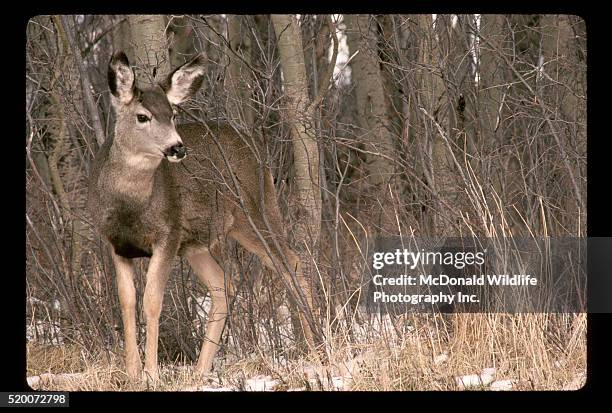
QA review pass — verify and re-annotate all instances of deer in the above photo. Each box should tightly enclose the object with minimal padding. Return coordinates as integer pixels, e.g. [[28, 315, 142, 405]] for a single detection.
[[87, 51, 317, 381]]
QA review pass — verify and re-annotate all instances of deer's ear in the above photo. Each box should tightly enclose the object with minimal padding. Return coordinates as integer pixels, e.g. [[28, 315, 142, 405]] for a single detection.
[[108, 52, 135, 105], [160, 54, 205, 105]]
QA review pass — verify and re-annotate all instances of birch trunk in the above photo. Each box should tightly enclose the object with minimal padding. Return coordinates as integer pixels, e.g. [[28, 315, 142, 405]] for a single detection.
[[271, 15, 321, 244], [271, 14, 321, 309], [126, 15, 170, 86]]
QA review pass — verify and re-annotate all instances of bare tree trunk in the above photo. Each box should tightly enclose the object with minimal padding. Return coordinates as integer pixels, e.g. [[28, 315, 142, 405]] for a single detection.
[[168, 16, 197, 67], [505, 15, 542, 234], [271, 15, 321, 339], [436, 15, 477, 234], [201, 15, 225, 65], [271, 15, 321, 244], [46, 26, 70, 220], [313, 15, 332, 97], [377, 15, 405, 139], [227, 15, 255, 130], [47, 17, 89, 278], [345, 14, 395, 191], [126, 15, 171, 85], [478, 14, 505, 144], [111, 15, 131, 56], [478, 14, 519, 234], [412, 15, 453, 236]]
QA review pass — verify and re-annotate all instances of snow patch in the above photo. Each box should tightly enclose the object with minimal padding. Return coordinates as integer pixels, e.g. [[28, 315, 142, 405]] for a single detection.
[[27, 373, 83, 390], [244, 375, 279, 391], [490, 379, 515, 391], [456, 367, 496, 390], [26, 321, 63, 345]]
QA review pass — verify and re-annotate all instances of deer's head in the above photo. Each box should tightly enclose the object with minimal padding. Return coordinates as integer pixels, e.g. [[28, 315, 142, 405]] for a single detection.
[[107, 52, 205, 164]]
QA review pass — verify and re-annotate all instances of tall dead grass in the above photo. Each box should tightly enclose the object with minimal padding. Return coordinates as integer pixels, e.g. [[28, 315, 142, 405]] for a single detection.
[[27, 310, 586, 391]]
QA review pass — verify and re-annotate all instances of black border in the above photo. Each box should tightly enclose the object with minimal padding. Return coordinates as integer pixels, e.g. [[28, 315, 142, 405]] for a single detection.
[[12, 0, 612, 404]]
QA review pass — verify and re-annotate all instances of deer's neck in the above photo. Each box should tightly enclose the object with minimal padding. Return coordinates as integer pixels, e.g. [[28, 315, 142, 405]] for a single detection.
[[106, 141, 162, 204]]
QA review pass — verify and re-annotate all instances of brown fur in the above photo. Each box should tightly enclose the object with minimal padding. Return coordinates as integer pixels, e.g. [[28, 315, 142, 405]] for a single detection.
[[88, 121, 292, 262], [87, 53, 315, 380]]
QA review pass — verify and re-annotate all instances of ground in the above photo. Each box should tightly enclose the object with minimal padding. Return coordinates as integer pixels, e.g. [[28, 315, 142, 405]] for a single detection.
[[26, 313, 586, 391]]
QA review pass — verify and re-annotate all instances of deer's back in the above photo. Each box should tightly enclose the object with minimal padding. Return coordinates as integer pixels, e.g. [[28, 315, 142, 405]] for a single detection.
[[172, 122, 280, 254]]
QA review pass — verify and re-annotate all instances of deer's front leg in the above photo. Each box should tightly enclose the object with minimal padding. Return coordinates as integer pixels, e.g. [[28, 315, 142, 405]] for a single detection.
[[111, 252, 141, 380], [142, 248, 174, 382]]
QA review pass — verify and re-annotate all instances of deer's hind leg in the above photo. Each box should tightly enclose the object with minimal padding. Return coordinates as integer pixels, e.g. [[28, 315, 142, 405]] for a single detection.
[[185, 246, 233, 374], [228, 221, 316, 352]]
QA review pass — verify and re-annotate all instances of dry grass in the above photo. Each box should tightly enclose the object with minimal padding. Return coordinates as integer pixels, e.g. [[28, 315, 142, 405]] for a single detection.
[[27, 312, 586, 391]]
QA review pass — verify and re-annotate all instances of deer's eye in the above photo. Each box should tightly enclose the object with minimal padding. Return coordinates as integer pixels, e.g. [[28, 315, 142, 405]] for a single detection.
[[137, 114, 150, 123]]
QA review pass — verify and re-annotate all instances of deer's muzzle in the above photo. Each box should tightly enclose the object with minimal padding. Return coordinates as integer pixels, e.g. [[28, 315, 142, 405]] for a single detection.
[[164, 143, 187, 162]]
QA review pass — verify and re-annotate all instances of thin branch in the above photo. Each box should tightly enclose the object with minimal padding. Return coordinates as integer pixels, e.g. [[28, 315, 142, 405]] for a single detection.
[[60, 15, 106, 148]]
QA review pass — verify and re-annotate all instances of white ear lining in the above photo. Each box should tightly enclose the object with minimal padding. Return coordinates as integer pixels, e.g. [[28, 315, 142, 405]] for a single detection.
[[165, 65, 205, 105], [110, 62, 135, 104]]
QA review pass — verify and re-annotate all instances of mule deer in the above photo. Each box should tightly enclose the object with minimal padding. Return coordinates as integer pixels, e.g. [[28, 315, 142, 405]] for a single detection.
[[87, 52, 316, 380]]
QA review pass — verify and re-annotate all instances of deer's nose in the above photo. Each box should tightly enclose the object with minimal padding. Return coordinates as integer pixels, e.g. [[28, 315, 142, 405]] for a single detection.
[[170, 143, 186, 158], [165, 143, 187, 162]]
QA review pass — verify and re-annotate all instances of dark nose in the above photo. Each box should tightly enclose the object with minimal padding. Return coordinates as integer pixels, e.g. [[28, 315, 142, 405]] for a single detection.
[[169, 143, 186, 159]]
